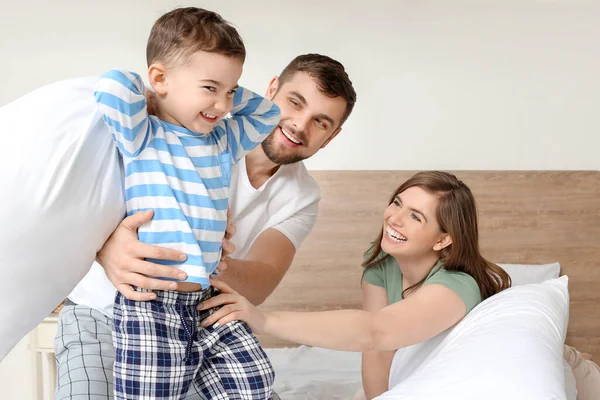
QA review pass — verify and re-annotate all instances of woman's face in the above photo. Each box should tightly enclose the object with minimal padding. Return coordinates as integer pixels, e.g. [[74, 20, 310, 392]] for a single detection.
[[381, 186, 451, 259]]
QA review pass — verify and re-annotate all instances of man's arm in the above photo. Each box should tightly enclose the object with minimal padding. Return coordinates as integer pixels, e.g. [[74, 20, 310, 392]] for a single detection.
[[213, 196, 319, 306], [216, 228, 296, 306], [97, 209, 236, 301], [101, 175, 316, 303]]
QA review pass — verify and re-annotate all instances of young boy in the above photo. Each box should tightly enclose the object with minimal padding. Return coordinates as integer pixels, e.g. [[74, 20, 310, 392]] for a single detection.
[[93, 7, 280, 400]]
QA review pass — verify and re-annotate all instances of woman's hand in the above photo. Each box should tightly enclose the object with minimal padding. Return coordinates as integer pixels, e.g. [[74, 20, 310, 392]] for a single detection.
[[199, 278, 268, 334]]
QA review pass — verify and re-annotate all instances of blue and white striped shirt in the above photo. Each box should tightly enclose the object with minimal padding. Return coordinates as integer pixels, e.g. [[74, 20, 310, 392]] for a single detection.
[[94, 69, 280, 287]]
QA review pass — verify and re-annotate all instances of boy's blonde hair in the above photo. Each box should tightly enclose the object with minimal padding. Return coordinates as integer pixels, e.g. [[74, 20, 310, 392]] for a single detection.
[[146, 7, 246, 67]]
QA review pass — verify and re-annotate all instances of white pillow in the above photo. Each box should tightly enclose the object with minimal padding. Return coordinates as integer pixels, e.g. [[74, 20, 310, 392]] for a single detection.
[[563, 358, 577, 400], [353, 360, 576, 400], [499, 262, 560, 285], [0, 77, 125, 361], [378, 277, 570, 400]]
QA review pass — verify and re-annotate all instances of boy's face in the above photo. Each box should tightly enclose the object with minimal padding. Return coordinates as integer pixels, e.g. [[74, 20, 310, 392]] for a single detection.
[[261, 72, 348, 165], [155, 50, 243, 134]]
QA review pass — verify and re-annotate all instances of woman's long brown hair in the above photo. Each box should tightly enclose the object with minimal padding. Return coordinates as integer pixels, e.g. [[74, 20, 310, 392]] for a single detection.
[[363, 171, 511, 299]]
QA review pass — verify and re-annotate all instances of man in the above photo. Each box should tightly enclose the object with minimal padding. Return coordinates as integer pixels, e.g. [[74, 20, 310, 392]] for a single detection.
[[55, 53, 357, 398]]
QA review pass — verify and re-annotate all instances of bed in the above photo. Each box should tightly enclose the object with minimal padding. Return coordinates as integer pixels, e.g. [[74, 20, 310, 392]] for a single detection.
[[256, 170, 600, 398]]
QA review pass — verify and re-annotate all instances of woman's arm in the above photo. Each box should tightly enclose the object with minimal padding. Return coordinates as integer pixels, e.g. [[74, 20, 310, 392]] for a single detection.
[[361, 282, 394, 399], [200, 279, 467, 352]]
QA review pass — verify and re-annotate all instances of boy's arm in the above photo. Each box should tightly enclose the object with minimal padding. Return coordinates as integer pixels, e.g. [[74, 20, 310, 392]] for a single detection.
[[214, 87, 280, 163], [94, 69, 154, 157]]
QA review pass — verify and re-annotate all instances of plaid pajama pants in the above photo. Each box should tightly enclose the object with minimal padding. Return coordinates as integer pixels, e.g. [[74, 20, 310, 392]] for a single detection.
[[112, 287, 275, 400]]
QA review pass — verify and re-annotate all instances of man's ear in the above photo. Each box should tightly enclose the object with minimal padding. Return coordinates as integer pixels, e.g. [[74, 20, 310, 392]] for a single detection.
[[433, 233, 453, 251], [320, 127, 342, 149], [148, 63, 169, 95], [265, 76, 280, 100]]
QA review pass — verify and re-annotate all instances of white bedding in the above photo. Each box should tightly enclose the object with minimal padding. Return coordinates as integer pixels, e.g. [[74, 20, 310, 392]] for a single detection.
[[265, 346, 362, 399], [265, 346, 576, 400]]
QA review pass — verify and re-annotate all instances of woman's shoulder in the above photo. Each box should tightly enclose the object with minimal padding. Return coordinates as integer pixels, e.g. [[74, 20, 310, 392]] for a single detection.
[[426, 267, 482, 313], [362, 247, 397, 286]]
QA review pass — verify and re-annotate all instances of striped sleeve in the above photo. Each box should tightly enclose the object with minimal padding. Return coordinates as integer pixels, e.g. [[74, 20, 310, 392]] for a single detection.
[[94, 69, 154, 158], [213, 87, 281, 164]]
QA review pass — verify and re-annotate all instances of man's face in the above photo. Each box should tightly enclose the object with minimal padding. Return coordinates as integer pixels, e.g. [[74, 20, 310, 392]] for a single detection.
[[261, 72, 348, 165]]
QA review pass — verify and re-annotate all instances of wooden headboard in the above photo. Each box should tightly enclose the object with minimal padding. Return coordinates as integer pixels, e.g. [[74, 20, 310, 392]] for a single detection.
[[258, 171, 600, 360]]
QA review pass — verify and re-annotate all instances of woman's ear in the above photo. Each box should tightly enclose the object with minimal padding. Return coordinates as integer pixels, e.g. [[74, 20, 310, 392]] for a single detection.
[[148, 63, 168, 95], [433, 233, 452, 251]]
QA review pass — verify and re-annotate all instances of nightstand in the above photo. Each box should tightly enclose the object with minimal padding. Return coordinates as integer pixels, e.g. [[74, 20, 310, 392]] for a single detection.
[[28, 314, 58, 400]]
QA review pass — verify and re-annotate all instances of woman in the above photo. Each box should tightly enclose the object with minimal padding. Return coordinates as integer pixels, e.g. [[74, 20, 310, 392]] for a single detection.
[[198, 171, 511, 399]]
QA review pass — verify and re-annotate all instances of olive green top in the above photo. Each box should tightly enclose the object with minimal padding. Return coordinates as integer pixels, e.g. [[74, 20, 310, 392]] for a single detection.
[[363, 256, 481, 313]]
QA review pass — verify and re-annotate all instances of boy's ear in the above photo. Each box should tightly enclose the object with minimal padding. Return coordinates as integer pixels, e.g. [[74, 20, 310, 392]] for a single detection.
[[265, 76, 279, 100], [148, 63, 168, 95]]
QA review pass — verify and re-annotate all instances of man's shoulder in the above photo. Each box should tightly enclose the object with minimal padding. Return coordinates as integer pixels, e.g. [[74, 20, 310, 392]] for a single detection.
[[275, 161, 321, 200]]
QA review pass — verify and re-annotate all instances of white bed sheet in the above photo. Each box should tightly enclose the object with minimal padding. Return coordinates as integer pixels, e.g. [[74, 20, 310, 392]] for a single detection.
[[265, 346, 576, 400], [265, 346, 362, 399]]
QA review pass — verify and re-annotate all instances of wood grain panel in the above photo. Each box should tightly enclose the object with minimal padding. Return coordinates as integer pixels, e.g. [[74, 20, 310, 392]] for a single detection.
[[257, 171, 600, 360]]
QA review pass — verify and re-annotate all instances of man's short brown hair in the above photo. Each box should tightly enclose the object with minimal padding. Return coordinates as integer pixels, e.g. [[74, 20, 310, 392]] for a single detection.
[[146, 7, 245, 67], [278, 54, 357, 126]]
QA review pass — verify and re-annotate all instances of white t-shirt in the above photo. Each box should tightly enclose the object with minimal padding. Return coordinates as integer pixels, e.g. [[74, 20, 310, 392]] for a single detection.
[[68, 156, 320, 318]]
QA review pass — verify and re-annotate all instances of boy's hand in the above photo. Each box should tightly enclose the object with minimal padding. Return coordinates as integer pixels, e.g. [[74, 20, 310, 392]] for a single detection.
[[199, 278, 267, 334], [146, 91, 155, 115], [97, 210, 188, 301]]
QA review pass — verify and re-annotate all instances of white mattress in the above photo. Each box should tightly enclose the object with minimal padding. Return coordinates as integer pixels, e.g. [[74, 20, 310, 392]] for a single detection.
[[265, 346, 577, 400]]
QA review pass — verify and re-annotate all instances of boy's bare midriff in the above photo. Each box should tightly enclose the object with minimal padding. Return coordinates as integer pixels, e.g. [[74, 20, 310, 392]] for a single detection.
[[177, 282, 205, 292]]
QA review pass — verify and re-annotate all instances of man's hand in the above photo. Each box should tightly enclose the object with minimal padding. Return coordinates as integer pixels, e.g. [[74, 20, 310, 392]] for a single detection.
[[216, 208, 236, 274], [146, 91, 155, 115], [98, 209, 236, 301], [97, 210, 189, 301]]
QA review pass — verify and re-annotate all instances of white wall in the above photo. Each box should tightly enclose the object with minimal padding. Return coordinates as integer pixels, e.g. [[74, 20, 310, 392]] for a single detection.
[[1, 0, 599, 171], [1, 1, 599, 398]]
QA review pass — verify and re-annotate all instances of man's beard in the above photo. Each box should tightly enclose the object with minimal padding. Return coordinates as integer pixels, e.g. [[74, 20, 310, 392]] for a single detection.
[[261, 134, 307, 165]]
